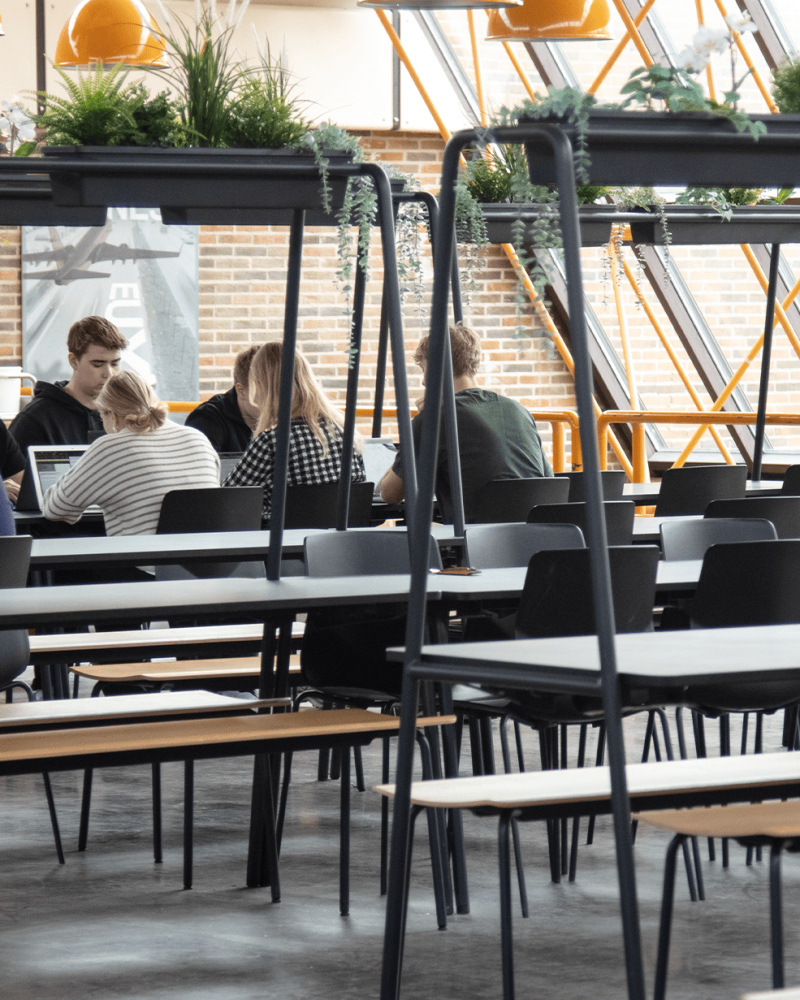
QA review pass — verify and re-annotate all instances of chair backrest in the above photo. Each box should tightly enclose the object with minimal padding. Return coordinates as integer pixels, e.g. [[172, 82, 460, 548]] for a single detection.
[[555, 470, 626, 502], [0, 535, 32, 588], [690, 539, 800, 628], [527, 500, 636, 546], [157, 486, 264, 533], [156, 486, 265, 581], [0, 535, 32, 687], [781, 465, 800, 495], [660, 516, 778, 561], [283, 481, 374, 529], [654, 464, 747, 516], [704, 496, 800, 540], [515, 545, 661, 638], [464, 522, 584, 569], [304, 530, 441, 577], [473, 477, 569, 524]]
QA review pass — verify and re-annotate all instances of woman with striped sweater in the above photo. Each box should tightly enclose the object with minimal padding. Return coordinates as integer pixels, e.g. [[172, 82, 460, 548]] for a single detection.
[[43, 371, 219, 535]]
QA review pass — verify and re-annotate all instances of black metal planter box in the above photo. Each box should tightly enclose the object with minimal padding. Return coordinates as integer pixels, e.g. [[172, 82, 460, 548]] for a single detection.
[[161, 177, 406, 227], [628, 204, 800, 245], [481, 202, 614, 247], [522, 110, 800, 188], [42, 146, 354, 212], [0, 174, 107, 226]]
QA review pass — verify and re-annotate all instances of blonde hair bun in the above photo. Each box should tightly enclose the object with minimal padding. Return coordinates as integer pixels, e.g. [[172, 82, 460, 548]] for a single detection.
[[97, 372, 167, 434]]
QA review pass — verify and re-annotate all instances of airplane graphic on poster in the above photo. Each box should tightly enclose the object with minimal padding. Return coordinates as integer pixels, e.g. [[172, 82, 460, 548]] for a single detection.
[[22, 223, 183, 285]]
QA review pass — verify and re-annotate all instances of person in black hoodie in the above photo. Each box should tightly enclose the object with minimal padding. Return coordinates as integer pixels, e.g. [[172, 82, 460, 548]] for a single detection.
[[10, 316, 128, 456], [185, 343, 261, 453]]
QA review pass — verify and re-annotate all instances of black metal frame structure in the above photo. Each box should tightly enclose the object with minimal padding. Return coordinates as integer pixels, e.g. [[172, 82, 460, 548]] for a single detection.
[[380, 113, 800, 1000]]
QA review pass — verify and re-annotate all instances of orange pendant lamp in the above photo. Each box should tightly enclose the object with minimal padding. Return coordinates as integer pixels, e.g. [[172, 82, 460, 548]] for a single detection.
[[55, 0, 167, 67], [486, 0, 612, 42], [0, 9, 4, 37], [359, 0, 523, 11]]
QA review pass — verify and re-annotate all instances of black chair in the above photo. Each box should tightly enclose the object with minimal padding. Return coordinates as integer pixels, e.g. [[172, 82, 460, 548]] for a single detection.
[[515, 545, 661, 641], [654, 464, 747, 516], [780, 464, 800, 495], [156, 486, 265, 580], [464, 522, 584, 570], [473, 477, 569, 523], [284, 481, 375, 529], [0, 535, 64, 864], [704, 496, 800, 540], [659, 516, 777, 561], [528, 500, 636, 546], [555, 470, 625, 502]]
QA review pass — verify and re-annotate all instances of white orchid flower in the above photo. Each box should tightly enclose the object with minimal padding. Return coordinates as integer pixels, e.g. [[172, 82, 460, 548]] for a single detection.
[[725, 10, 757, 34], [677, 45, 711, 73], [0, 119, 10, 138], [692, 25, 729, 56], [17, 122, 36, 142]]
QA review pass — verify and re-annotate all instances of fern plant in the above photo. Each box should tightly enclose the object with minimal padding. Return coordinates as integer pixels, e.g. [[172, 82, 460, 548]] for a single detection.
[[223, 45, 309, 150], [32, 62, 144, 147]]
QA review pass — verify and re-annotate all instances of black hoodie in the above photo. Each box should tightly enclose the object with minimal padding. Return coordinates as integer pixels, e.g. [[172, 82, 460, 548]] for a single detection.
[[9, 380, 105, 456], [185, 387, 252, 454]]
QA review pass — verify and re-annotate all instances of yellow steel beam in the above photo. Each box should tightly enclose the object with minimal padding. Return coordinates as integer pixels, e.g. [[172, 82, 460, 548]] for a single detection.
[[467, 11, 487, 127], [588, 0, 658, 95], [620, 255, 734, 465], [609, 0, 655, 67]]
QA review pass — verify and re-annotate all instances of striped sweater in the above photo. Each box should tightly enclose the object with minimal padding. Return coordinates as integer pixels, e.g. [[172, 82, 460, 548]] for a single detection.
[[43, 422, 221, 536]]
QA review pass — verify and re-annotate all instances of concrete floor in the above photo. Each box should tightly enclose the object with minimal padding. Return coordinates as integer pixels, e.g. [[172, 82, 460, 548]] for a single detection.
[[1, 679, 797, 1000]]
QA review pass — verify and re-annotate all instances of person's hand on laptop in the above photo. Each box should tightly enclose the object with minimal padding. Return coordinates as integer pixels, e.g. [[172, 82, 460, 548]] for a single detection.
[[4, 477, 21, 504]]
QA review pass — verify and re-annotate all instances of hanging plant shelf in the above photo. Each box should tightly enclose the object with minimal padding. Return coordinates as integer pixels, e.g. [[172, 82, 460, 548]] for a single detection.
[[627, 204, 800, 245], [41, 146, 355, 212], [522, 110, 800, 187], [480, 202, 615, 247], [0, 172, 107, 226]]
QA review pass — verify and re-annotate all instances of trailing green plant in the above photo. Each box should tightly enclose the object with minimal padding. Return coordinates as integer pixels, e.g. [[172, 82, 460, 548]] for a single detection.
[[772, 57, 800, 112], [30, 62, 144, 147], [675, 185, 762, 218], [152, 1, 250, 147]]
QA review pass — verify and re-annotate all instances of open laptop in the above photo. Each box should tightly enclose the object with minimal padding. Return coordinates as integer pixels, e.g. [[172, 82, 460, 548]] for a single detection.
[[218, 452, 243, 483], [16, 445, 101, 514], [361, 438, 398, 497]]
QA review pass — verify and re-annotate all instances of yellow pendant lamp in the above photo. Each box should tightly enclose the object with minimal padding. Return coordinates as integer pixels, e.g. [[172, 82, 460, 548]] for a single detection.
[[359, 0, 523, 11], [486, 0, 612, 42], [55, 0, 167, 67]]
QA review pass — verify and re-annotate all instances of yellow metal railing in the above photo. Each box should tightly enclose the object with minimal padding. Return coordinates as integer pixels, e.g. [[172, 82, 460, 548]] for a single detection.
[[597, 410, 800, 482], [356, 407, 581, 474]]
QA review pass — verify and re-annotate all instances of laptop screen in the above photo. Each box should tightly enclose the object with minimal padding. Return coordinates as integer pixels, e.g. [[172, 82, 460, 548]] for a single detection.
[[218, 452, 243, 483], [27, 445, 89, 511]]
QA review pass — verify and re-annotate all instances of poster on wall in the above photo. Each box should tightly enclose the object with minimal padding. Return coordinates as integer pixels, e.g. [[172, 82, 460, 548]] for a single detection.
[[21, 207, 199, 402]]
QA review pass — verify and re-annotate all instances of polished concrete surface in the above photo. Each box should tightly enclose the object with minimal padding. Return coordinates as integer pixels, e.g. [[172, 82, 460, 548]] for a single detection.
[[2, 679, 798, 1000]]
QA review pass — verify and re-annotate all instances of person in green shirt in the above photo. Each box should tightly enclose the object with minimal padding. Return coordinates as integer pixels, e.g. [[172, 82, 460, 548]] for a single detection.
[[380, 323, 552, 523]]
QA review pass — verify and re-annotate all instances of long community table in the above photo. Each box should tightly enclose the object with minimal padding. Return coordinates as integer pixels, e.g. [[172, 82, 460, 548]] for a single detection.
[[623, 479, 783, 507]]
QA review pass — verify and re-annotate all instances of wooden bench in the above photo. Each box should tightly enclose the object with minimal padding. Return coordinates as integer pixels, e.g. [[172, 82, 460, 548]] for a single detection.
[[375, 753, 800, 1000], [0, 704, 451, 913], [27, 622, 305, 697]]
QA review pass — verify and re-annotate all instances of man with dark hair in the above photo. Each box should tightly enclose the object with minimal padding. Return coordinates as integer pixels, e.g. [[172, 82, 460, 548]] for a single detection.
[[185, 344, 261, 453], [10, 316, 128, 456], [380, 324, 552, 523]]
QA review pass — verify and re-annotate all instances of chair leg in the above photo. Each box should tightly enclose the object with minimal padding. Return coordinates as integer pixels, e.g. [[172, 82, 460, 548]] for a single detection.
[[513, 722, 525, 773], [41, 773, 65, 865], [152, 762, 163, 864], [397, 806, 424, 981], [498, 812, 516, 1000], [277, 751, 293, 853], [339, 745, 350, 917], [416, 731, 449, 927], [78, 769, 93, 852], [770, 841, 785, 990], [479, 716, 496, 775], [586, 723, 605, 847], [654, 834, 685, 1000], [381, 737, 390, 896], [183, 760, 193, 890], [353, 745, 366, 793]]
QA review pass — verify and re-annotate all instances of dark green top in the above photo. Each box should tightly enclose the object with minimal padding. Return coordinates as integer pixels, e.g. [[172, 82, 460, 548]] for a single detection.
[[392, 388, 553, 523]]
